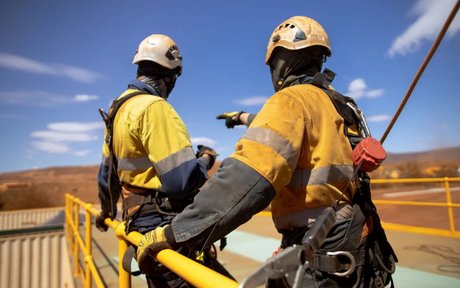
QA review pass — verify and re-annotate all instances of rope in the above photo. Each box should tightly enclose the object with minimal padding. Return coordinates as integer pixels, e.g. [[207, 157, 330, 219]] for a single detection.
[[380, 0, 460, 144]]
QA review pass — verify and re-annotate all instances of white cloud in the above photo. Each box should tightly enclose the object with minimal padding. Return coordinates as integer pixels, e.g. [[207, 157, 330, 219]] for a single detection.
[[74, 94, 99, 102], [47, 122, 105, 132], [31, 130, 97, 142], [30, 141, 70, 154], [347, 78, 367, 99], [0, 52, 102, 83], [29, 121, 102, 156], [366, 115, 392, 123], [236, 96, 269, 106], [191, 137, 217, 147], [0, 91, 101, 107], [234, 125, 247, 130], [388, 0, 460, 57], [0, 52, 57, 75], [58, 65, 102, 83], [0, 91, 71, 106], [347, 78, 385, 100], [365, 89, 385, 98], [73, 150, 91, 156]]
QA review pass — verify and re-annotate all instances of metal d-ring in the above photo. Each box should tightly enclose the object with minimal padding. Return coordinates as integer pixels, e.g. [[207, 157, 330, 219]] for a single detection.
[[326, 251, 356, 277]]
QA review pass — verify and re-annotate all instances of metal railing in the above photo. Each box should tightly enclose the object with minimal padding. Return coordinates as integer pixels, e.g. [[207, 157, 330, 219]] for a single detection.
[[65, 177, 460, 287], [65, 194, 238, 288], [372, 177, 460, 238]]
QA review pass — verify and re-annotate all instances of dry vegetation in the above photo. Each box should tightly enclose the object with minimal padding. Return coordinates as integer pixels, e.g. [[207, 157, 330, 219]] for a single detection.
[[0, 162, 223, 211], [1, 146, 459, 230], [0, 165, 99, 210]]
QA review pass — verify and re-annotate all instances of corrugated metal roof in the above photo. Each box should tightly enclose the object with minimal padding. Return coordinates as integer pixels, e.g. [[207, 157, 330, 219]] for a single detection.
[[0, 230, 74, 288], [0, 207, 64, 231]]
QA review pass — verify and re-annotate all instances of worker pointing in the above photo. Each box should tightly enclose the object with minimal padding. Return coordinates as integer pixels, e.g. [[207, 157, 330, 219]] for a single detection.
[[136, 17, 397, 288]]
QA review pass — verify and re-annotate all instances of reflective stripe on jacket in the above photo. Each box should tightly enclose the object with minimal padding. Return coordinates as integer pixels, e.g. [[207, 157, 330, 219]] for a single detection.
[[101, 89, 196, 192], [230, 84, 358, 230]]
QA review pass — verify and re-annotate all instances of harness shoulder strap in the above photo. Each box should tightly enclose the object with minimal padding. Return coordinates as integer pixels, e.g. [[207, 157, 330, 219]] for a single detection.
[[309, 70, 363, 149], [100, 91, 148, 219], [108, 91, 147, 120]]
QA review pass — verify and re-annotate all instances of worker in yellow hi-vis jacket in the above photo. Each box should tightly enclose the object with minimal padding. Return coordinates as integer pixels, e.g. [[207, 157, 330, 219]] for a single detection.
[[95, 34, 234, 288], [136, 17, 397, 288]]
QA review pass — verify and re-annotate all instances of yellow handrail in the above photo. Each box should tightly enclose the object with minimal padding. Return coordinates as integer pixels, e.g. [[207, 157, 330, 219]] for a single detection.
[[65, 194, 239, 288], [371, 177, 460, 183], [65, 176, 460, 287], [371, 176, 460, 238]]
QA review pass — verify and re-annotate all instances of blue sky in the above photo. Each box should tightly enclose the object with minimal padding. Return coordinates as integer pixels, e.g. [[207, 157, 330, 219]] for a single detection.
[[0, 0, 459, 173]]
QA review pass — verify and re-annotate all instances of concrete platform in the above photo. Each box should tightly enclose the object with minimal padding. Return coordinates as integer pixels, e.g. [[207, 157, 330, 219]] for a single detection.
[[89, 214, 460, 287]]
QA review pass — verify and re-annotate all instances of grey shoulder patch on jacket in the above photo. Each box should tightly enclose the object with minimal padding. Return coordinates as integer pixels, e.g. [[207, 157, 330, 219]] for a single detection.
[[171, 157, 276, 250]]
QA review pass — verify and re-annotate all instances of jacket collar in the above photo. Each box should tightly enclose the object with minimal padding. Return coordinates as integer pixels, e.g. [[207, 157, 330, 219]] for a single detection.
[[128, 79, 161, 97]]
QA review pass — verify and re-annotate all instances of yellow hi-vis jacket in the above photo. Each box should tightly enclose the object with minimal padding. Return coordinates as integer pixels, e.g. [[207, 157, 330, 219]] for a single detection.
[[231, 84, 357, 230], [101, 89, 196, 192]]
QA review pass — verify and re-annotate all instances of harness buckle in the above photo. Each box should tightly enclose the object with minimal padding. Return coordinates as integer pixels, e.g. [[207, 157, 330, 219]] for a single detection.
[[326, 251, 356, 277], [346, 102, 372, 138], [125, 218, 139, 235]]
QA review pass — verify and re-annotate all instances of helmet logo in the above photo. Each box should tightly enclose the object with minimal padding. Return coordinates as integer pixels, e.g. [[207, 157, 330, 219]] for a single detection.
[[272, 34, 281, 43]]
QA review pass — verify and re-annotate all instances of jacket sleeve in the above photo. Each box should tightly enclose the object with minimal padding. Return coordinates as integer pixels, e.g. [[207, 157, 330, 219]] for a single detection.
[[170, 92, 305, 250], [246, 113, 257, 127], [139, 100, 209, 199]]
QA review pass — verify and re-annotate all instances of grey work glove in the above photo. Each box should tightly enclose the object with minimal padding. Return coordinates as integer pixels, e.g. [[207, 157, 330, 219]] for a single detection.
[[196, 145, 218, 170], [95, 212, 109, 232]]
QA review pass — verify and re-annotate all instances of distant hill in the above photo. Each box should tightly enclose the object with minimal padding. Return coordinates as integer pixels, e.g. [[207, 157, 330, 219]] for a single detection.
[[0, 162, 222, 211], [385, 146, 460, 165], [1, 146, 460, 211]]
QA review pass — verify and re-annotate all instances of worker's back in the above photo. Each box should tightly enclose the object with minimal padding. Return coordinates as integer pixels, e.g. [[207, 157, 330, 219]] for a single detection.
[[232, 83, 357, 230], [102, 89, 192, 190]]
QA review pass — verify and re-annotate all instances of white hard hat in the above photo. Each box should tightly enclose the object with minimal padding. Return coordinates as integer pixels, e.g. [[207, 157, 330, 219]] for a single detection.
[[133, 34, 182, 75]]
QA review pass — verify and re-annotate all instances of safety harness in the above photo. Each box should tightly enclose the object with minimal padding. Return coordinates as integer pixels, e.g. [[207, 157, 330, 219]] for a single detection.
[[281, 69, 398, 288], [99, 90, 219, 285], [98, 91, 185, 232]]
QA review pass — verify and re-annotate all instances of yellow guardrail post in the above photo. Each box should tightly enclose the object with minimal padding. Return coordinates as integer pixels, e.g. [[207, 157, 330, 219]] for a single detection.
[[74, 198, 81, 277], [115, 224, 132, 288], [444, 177, 456, 233], [68, 194, 75, 254], [65, 195, 70, 242], [85, 203, 93, 288]]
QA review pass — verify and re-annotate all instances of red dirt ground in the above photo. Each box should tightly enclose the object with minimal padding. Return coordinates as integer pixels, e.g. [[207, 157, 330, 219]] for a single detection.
[[1, 163, 459, 232]]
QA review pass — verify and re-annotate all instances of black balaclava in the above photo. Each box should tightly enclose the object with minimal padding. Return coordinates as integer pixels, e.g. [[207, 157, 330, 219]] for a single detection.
[[137, 61, 179, 100], [269, 46, 325, 92]]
